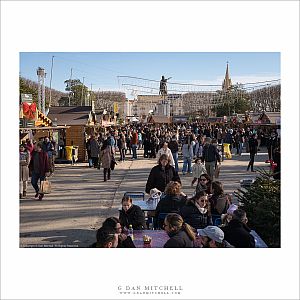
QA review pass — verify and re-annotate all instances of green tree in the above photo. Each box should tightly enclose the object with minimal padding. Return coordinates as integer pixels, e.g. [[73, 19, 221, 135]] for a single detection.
[[235, 168, 280, 247], [213, 84, 250, 116], [64, 79, 89, 106], [19, 77, 38, 103]]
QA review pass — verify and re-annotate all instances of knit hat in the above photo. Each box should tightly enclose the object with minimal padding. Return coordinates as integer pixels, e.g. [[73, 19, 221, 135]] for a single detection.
[[150, 188, 162, 198], [227, 204, 238, 215], [197, 226, 224, 243]]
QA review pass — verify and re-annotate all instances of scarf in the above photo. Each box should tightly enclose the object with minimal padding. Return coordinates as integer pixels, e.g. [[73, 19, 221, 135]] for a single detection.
[[194, 202, 207, 214]]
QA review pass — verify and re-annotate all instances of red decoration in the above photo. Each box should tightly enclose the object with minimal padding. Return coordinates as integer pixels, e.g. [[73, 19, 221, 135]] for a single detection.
[[22, 102, 36, 120]]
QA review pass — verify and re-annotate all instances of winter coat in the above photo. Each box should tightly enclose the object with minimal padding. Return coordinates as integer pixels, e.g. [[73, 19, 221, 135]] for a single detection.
[[20, 150, 30, 181], [90, 139, 100, 157], [192, 163, 207, 178], [117, 236, 136, 248], [29, 150, 49, 176], [168, 140, 179, 153], [119, 204, 146, 230], [209, 194, 230, 215], [117, 138, 126, 150], [194, 142, 203, 158], [164, 229, 194, 248], [180, 202, 213, 229], [222, 219, 255, 248], [145, 164, 181, 194], [202, 144, 221, 163], [248, 137, 258, 154], [157, 147, 175, 167], [131, 132, 138, 145], [100, 145, 113, 169], [155, 194, 187, 219]]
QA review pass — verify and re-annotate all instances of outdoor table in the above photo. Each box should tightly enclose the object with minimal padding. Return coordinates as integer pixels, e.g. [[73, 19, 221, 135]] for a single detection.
[[131, 230, 169, 248], [250, 230, 268, 248], [119, 199, 158, 212]]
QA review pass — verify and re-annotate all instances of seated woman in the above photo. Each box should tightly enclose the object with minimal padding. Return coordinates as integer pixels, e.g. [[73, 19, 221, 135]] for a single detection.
[[145, 154, 181, 195], [195, 173, 212, 195], [155, 181, 187, 229], [102, 217, 135, 248], [209, 181, 231, 220], [180, 190, 213, 229], [119, 195, 146, 230], [163, 213, 196, 248]]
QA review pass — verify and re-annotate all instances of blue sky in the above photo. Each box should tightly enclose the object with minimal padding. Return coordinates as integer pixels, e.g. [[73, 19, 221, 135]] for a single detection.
[[20, 52, 280, 97]]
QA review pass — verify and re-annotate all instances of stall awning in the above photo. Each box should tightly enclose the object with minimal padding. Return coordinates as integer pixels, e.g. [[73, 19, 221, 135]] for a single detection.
[[19, 126, 70, 131]]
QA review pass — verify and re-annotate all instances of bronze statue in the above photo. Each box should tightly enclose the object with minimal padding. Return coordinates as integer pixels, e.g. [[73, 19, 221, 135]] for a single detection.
[[159, 75, 172, 97]]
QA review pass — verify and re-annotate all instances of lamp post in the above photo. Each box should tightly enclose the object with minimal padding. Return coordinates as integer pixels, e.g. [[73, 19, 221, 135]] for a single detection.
[[49, 55, 54, 108]]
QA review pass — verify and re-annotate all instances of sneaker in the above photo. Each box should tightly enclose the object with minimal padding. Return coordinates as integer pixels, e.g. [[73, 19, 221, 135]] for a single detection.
[[182, 172, 186, 175], [38, 194, 44, 201], [34, 193, 39, 199]]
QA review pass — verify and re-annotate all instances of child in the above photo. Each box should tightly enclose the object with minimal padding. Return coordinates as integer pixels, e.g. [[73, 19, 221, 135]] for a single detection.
[[191, 158, 207, 186]]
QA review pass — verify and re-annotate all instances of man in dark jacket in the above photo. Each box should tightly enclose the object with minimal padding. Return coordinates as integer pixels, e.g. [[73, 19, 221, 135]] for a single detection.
[[247, 133, 258, 172], [30, 142, 50, 200], [119, 196, 146, 230], [201, 138, 221, 180], [222, 209, 255, 248], [145, 154, 181, 194]]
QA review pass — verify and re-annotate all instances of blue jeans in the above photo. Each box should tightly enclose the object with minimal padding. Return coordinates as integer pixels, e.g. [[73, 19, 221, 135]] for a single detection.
[[182, 157, 192, 173], [31, 172, 46, 194], [172, 152, 179, 172], [131, 144, 138, 159]]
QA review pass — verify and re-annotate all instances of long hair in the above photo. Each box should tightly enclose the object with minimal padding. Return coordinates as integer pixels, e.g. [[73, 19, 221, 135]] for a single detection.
[[211, 181, 224, 196], [158, 153, 170, 165], [187, 190, 207, 204], [165, 213, 196, 241], [165, 181, 181, 196]]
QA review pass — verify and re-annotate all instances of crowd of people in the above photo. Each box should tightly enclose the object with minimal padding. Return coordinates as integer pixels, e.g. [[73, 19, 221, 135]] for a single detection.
[[20, 121, 280, 248], [92, 161, 256, 248], [83, 122, 280, 181]]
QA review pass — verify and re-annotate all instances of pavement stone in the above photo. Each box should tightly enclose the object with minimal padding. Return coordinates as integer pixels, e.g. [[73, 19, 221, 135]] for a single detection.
[[20, 148, 269, 247]]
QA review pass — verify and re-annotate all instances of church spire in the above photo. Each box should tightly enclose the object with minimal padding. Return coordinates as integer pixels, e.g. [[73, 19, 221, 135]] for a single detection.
[[222, 62, 232, 92]]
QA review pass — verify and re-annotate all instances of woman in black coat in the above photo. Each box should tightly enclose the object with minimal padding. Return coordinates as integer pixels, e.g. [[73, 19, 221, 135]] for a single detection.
[[181, 191, 213, 229], [119, 196, 146, 230], [145, 154, 181, 194]]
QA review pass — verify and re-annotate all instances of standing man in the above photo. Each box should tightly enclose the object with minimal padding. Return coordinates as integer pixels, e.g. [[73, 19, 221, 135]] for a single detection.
[[247, 133, 258, 172], [30, 142, 50, 200], [201, 137, 221, 180], [168, 135, 179, 172], [90, 135, 100, 168], [131, 130, 138, 159]]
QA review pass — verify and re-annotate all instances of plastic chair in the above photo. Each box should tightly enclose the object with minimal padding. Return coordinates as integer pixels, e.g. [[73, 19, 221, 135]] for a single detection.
[[211, 214, 221, 226], [124, 192, 145, 201], [214, 218, 222, 226]]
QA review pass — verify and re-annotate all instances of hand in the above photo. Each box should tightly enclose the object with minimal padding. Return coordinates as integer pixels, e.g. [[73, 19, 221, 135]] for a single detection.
[[119, 233, 127, 241]]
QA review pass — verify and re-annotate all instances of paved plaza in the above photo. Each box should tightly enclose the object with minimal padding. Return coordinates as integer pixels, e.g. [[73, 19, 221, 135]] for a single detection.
[[20, 148, 269, 247]]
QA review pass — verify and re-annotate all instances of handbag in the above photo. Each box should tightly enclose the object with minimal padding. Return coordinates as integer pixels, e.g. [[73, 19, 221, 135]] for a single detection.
[[40, 178, 51, 194], [110, 157, 117, 170]]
